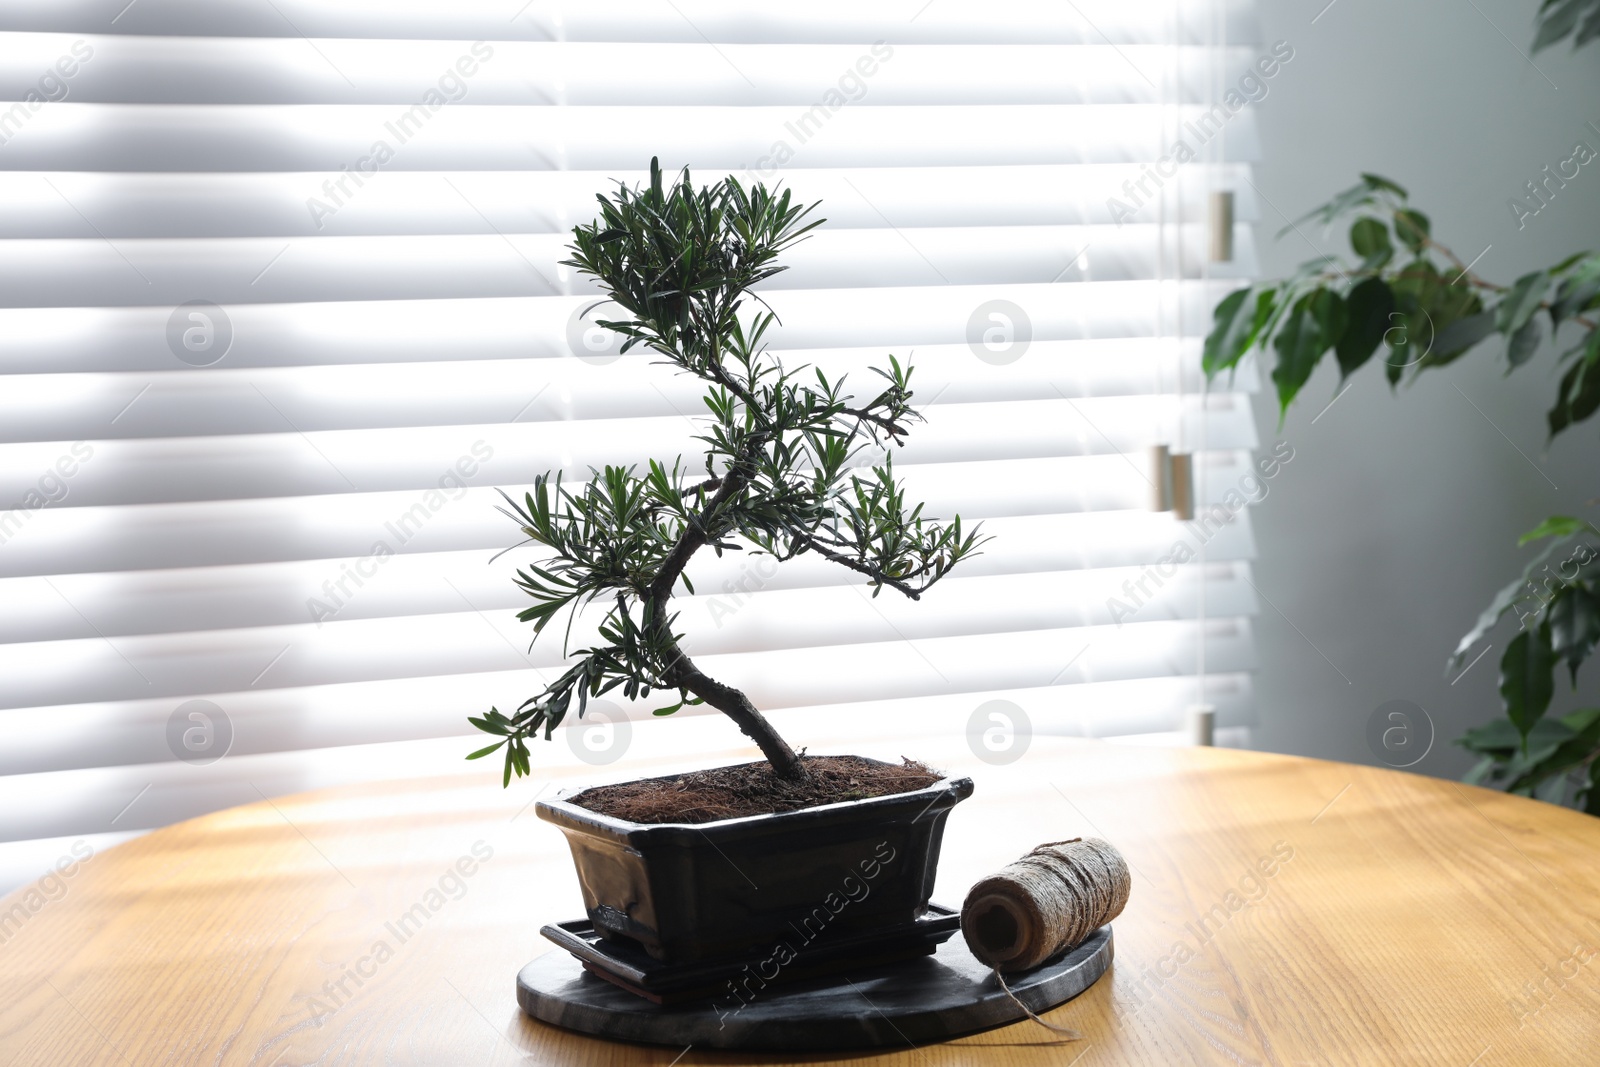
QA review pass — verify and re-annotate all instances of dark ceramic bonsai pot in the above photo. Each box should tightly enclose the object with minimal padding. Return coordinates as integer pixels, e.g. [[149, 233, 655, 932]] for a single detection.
[[536, 758, 974, 964]]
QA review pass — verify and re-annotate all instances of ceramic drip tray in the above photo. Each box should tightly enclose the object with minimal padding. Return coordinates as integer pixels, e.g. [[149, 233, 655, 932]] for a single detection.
[[540, 904, 961, 1005]]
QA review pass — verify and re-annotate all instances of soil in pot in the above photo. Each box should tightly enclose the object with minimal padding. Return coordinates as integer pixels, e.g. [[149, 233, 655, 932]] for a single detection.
[[567, 755, 940, 824]]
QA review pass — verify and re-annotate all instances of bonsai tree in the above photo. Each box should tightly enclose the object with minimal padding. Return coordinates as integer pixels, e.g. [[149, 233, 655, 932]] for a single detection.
[[1202, 172, 1600, 811], [468, 160, 987, 784]]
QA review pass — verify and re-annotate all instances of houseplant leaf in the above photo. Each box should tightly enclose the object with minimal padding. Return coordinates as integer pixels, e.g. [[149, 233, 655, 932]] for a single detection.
[[1272, 288, 1346, 417], [1547, 586, 1600, 683], [1431, 310, 1496, 362], [1394, 209, 1430, 252], [1550, 255, 1600, 326], [1518, 515, 1597, 545], [1507, 315, 1543, 368], [1335, 277, 1395, 378], [1499, 624, 1556, 740], [1203, 286, 1275, 375], [1349, 217, 1393, 271], [1495, 270, 1551, 337]]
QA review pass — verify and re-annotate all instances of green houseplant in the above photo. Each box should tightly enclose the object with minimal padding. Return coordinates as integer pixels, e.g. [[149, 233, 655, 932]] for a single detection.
[[469, 160, 986, 962], [1202, 172, 1600, 812], [1201, 5, 1600, 809], [1198, 2, 1600, 812]]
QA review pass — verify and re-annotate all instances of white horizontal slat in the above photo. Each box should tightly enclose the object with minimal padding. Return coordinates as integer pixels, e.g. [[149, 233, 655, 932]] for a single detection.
[[0, 166, 1265, 239], [0, 606, 1256, 713], [0, 1, 1258, 45], [0, 489, 1260, 579], [0, 663, 1259, 788], [1, 532, 1262, 644], [0, 671, 1261, 819], [0, 103, 1257, 172], [0, 346, 1258, 441], [0, 546, 1257, 649], [0, 608, 1256, 778], [1, 37, 1276, 107], [0, 227, 1260, 308], [0, 286, 1259, 372], [0, 397, 1257, 507]]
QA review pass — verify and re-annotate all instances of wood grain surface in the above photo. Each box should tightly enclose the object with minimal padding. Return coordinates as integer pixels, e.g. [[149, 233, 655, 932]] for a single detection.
[[2, 731, 1597, 1066]]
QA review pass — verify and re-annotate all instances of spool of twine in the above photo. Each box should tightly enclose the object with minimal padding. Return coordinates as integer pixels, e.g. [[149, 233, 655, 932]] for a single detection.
[[961, 837, 1131, 973]]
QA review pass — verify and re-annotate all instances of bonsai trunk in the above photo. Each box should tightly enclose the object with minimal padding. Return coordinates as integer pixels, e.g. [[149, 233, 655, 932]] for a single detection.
[[638, 439, 803, 780], [661, 634, 804, 781]]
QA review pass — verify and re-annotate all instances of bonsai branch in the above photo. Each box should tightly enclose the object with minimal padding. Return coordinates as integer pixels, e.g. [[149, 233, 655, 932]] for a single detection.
[[838, 404, 914, 442], [647, 435, 767, 603], [791, 533, 927, 600]]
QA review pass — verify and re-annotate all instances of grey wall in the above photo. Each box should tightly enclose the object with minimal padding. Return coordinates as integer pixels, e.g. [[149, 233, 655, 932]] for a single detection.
[[1246, 0, 1600, 779]]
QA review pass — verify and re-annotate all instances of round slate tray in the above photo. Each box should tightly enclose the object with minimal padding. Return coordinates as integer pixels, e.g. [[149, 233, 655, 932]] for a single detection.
[[517, 925, 1113, 1050]]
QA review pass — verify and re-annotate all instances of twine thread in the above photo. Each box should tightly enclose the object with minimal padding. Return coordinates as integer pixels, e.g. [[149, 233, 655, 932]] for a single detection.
[[993, 967, 1083, 1039]]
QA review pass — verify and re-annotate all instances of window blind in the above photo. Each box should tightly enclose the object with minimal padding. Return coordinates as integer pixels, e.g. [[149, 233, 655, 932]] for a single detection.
[[0, 0, 1265, 891]]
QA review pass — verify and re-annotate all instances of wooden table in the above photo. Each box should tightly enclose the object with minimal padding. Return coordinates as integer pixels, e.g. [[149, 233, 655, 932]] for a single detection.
[[2, 734, 1597, 1066]]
